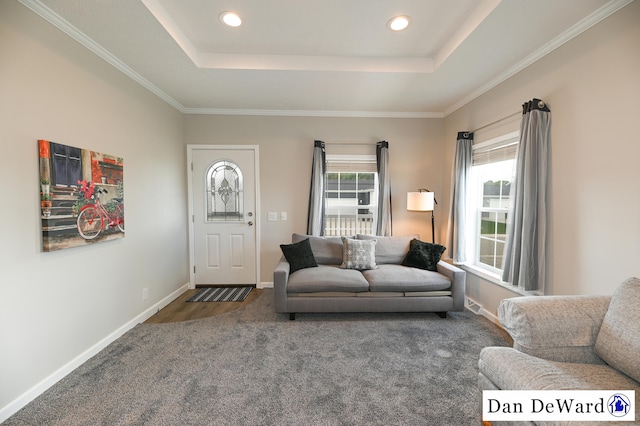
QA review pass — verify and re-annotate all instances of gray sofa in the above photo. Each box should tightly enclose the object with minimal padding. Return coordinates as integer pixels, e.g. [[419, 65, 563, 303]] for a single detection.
[[274, 233, 466, 320], [478, 277, 640, 425]]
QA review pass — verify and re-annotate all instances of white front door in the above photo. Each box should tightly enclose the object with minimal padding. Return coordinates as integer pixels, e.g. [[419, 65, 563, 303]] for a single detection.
[[188, 146, 259, 286]]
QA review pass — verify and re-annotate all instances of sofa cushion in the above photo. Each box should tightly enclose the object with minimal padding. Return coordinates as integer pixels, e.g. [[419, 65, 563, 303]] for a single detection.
[[287, 264, 370, 293], [362, 264, 451, 292], [280, 238, 317, 273], [292, 233, 343, 265], [340, 237, 377, 270], [595, 277, 640, 383], [479, 346, 640, 394], [356, 234, 417, 264], [401, 238, 446, 272]]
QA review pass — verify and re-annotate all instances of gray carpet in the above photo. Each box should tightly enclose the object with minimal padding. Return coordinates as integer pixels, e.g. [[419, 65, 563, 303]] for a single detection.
[[6, 289, 511, 425]]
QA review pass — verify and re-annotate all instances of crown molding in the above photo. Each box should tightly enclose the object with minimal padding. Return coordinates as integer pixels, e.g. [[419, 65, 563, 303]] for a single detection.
[[18, 0, 186, 112], [443, 0, 634, 116]]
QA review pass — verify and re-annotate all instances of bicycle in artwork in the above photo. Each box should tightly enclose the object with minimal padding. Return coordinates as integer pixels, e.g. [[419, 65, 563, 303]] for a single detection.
[[76, 186, 124, 240]]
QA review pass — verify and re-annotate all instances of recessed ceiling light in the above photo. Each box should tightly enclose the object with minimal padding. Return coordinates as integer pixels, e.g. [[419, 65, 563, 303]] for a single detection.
[[387, 15, 411, 31], [220, 11, 242, 27]]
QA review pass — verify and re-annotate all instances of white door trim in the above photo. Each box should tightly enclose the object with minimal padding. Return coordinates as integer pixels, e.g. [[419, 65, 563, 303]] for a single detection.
[[187, 145, 260, 289]]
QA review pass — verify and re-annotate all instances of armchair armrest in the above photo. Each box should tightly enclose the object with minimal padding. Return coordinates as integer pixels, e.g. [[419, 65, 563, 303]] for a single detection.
[[499, 295, 611, 364], [436, 261, 466, 311], [273, 256, 290, 313]]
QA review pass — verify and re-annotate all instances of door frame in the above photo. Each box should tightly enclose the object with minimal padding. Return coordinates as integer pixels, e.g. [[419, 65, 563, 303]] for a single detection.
[[186, 145, 261, 289]]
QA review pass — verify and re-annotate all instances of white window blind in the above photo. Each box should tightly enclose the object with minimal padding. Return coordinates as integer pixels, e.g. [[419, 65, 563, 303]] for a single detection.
[[326, 155, 377, 173], [473, 140, 518, 166]]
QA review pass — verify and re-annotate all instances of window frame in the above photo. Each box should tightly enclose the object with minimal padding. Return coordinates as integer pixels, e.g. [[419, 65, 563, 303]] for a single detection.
[[467, 131, 519, 277], [324, 154, 378, 236]]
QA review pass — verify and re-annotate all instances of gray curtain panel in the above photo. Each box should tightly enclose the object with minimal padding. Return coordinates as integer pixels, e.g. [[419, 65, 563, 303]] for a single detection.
[[502, 99, 551, 292], [376, 141, 392, 236], [306, 140, 326, 236], [446, 132, 473, 264]]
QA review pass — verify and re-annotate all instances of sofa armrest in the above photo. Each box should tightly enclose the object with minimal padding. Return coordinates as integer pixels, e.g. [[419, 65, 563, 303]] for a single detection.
[[498, 295, 611, 364], [436, 261, 466, 311], [273, 256, 290, 313]]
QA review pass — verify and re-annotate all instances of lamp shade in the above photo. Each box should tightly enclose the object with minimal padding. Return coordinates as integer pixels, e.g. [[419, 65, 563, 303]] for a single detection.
[[407, 191, 434, 211]]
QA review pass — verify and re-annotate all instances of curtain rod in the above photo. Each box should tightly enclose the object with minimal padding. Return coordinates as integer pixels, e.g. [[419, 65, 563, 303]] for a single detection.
[[472, 111, 520, 133]]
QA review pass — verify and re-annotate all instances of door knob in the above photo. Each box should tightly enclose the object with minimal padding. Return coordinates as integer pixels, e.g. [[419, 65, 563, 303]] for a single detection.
[[248, 221, 253, 226]]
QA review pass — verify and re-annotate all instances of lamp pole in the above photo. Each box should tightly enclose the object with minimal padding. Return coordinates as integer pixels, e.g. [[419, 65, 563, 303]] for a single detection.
[[430, 209, 435, 244]]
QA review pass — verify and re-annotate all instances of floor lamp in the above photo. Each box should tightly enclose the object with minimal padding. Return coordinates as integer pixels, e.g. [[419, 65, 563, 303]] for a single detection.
[[407, 189, 437, 243]]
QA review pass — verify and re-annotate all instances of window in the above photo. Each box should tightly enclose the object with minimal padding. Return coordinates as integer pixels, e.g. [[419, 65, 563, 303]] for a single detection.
[[50, 142, 82, 187], [206, 160, 244, 221], [324, 155, 378, 236], [468, 132, 518, 275]]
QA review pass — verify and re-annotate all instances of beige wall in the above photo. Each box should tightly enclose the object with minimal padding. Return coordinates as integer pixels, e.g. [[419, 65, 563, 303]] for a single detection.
[[185, 115, 444, 282], [0, 1, 188, 415], [443, 1, 640, 314]]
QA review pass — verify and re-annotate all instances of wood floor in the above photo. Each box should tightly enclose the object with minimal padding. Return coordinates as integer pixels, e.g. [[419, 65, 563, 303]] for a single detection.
[[144, 287, 264, 323]]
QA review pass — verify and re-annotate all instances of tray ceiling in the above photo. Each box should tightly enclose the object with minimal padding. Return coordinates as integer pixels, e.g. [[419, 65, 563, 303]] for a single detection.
[[21, 0, 632, 117]]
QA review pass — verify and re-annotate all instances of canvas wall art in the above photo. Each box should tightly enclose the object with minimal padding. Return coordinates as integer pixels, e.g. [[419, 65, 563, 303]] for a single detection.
[[38, 139, 124, 252]]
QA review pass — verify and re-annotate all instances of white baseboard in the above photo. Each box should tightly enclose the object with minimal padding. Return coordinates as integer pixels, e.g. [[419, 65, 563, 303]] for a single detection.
[[140, 282, 189, 322], [258, 281, 273, 289], [0, 282, 189, 424], [465, 296, 502, 329]]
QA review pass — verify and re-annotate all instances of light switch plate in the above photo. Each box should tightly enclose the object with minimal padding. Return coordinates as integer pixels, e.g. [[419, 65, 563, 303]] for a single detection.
[[268, 212, 278, 221], [280, 212, 288, 221]]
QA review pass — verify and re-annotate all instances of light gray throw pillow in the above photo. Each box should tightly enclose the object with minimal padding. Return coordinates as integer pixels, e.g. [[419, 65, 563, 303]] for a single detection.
[[340, 237, 377, 270]]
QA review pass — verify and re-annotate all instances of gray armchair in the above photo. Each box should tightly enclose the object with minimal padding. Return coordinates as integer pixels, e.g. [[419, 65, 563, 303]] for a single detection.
[[478, 277, 640, 425]]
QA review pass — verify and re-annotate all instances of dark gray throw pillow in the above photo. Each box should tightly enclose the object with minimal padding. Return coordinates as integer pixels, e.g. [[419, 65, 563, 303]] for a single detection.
[[402, 238, 446, 271], [280, 238, 318, 273]]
